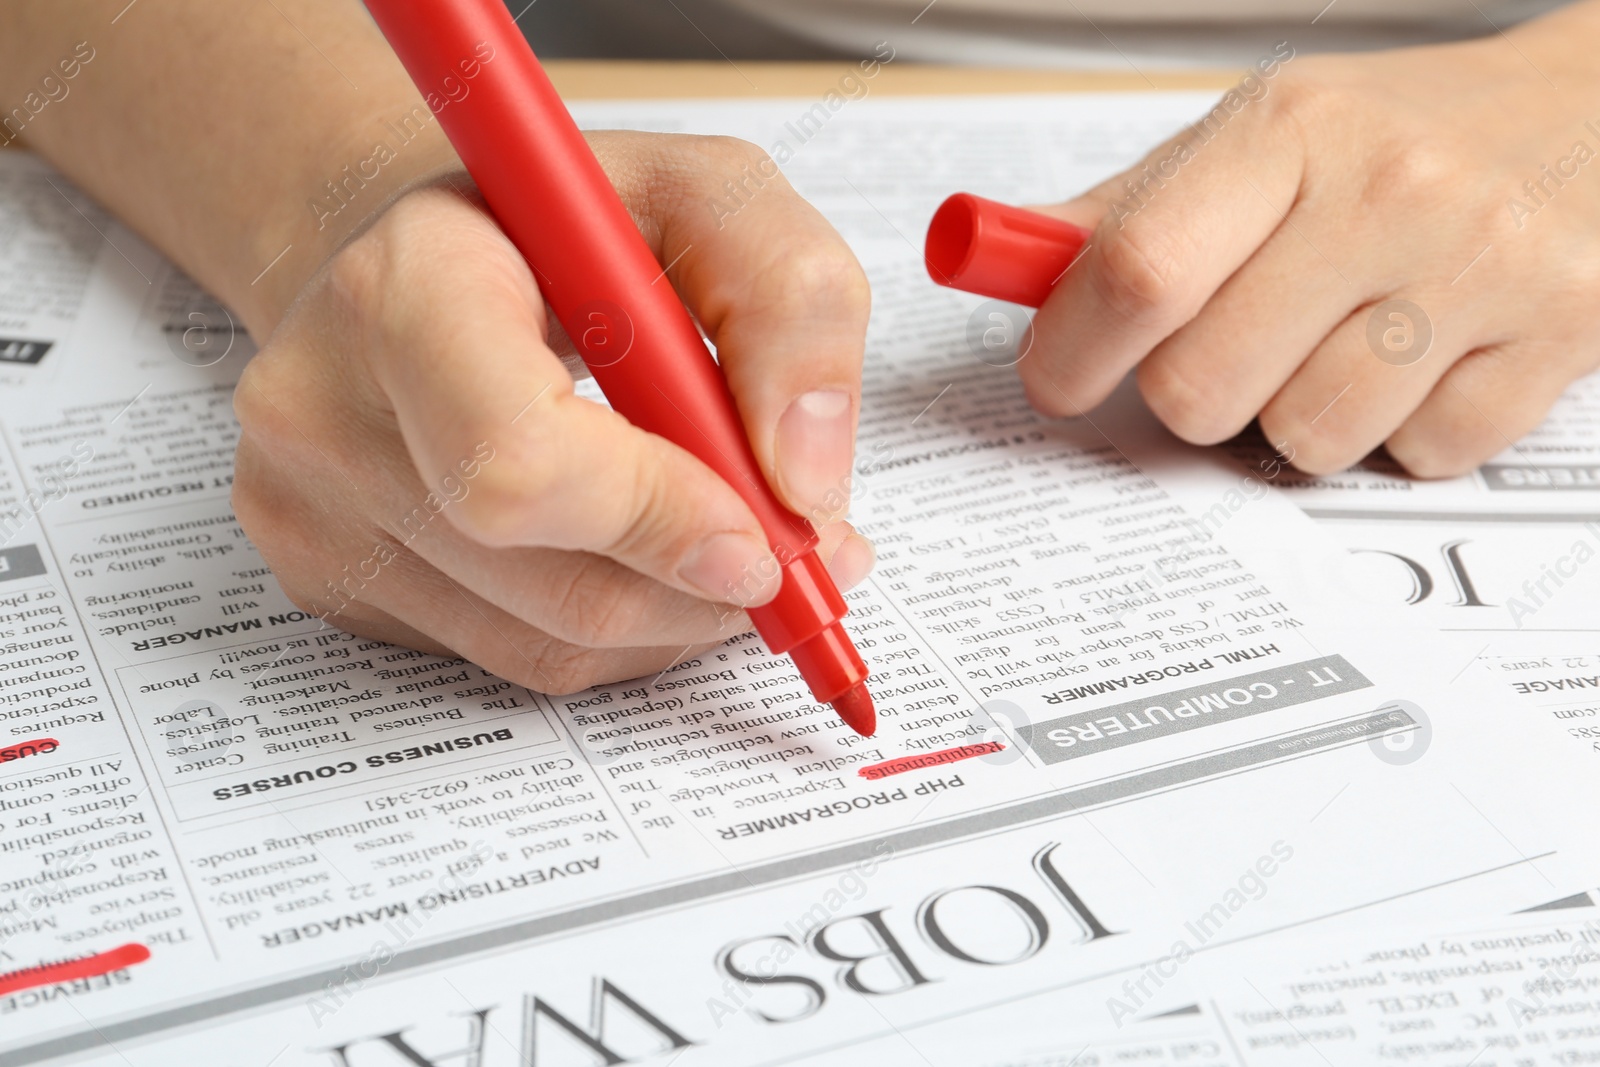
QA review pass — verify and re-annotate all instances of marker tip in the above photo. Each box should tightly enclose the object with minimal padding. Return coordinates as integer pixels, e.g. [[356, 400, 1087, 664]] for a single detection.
[[831, 682, 876, 737]]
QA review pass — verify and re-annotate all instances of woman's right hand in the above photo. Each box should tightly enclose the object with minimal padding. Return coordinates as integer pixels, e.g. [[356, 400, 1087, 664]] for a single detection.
[[233, 132, 875, 694]]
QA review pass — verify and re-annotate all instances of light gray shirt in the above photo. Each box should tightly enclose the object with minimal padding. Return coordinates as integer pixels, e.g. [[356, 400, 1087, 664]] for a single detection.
[[716, 0, 1571, 67]]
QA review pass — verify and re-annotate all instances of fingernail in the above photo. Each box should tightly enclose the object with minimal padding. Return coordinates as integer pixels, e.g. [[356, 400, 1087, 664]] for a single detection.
[[678, 532, 780, 607], [776, 390, 854, 520], [826, 533, 876, 593]]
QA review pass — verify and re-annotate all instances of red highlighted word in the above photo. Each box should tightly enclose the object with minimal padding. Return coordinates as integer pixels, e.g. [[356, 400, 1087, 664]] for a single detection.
[[858, 742, 1004, 780], [0, 737, 59, 763], [0, 943, 151, 997]]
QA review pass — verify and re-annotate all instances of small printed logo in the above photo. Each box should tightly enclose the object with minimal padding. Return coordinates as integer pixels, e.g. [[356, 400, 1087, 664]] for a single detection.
[[165, 301, 236, 367], [1368, 700, 1432, 765], [969, 699, 1030, 765], [1365, 300, 1432, 367], [965, 301, 1034, 368], [571, 301, 634, 369]]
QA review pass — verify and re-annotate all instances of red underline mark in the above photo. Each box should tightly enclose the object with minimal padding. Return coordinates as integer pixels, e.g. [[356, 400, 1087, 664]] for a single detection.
[[0, 943, 151, 996], [858, 742, 1004, 780], [0, 737, 59, 763]]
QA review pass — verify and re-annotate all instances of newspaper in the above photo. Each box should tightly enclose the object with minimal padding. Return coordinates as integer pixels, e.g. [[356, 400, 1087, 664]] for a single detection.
[[0, 93, 1596, 1066]]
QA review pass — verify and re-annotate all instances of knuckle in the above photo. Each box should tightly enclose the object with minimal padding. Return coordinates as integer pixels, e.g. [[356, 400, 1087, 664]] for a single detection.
[[229, 477, 280, 553], [231, 498, 324, 614], [1385, 419, 1490, 478], [1465, 194, 1508, 245], [277, 581, 332, 622], [700, 134, 769, 169], [371, 184, 472, 250], [621, 134, 777, 210], [232, 346, 302, 440], [1261, 413, 1350, 477], [231, 359, 274, 433], [1288, 446, 1350, 478], [1260, 65, 1334, 138], [447, 459, 550, 546], [549, 557, 639, 648], [696, 234, 869, 335], [1092, 226, 1190, 326], [772, 241, 871, 324], [1264, 67, 1320, 122], [322, 228, 390, 319], [1358, 138, 1457, 212], [1561, 248, 1600, 296], [1137, 358, 1245, 445], [230, 447, 299, 558], [530, 641, 608, 696], [333, 190, 524, 330]]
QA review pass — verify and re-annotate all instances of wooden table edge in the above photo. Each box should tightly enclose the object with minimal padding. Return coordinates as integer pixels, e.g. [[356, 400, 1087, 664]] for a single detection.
[[545, 60, 1237, 99]]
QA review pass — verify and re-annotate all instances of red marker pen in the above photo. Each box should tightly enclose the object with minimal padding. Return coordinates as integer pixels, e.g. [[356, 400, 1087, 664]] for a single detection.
[[925, 192, 1091, 308], [363, 0, 875, 735]]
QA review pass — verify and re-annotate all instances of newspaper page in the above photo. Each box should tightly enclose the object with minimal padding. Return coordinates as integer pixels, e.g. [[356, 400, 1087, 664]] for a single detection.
[[0, 92, 1595, 1066]]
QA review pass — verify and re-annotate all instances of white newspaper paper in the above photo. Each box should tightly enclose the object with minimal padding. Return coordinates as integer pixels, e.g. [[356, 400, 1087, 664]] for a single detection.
[[0, 92, 1595, 1066]]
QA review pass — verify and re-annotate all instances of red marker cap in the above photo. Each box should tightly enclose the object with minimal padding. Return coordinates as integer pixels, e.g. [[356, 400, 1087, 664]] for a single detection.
[[924, 193, 1091, 309]]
